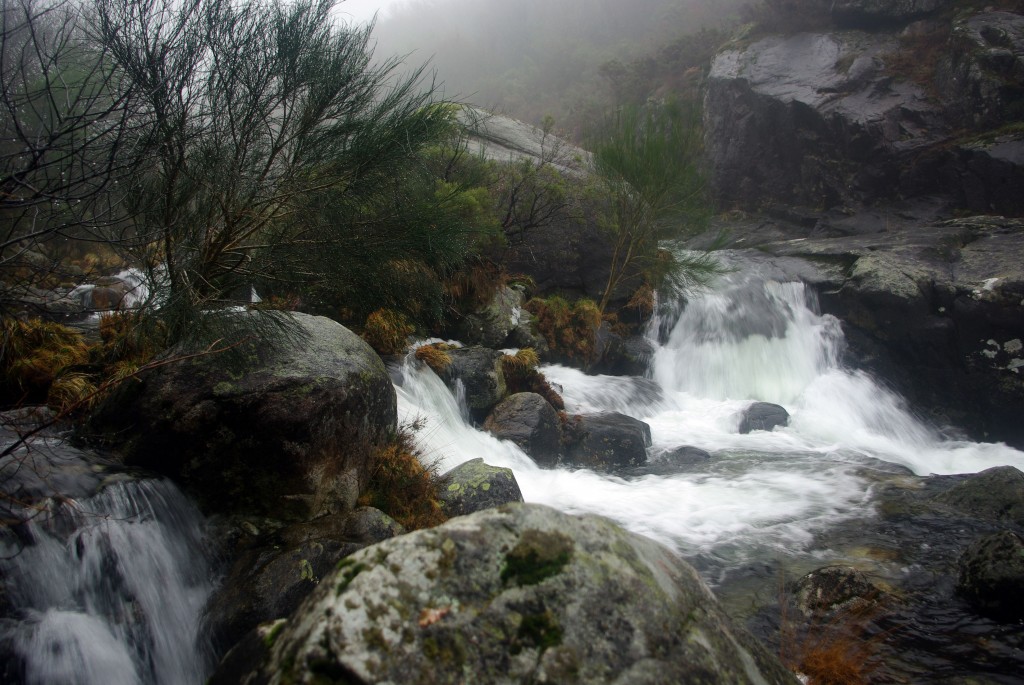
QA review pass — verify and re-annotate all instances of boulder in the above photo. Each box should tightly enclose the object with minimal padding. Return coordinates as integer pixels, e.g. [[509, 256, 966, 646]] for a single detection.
[[661, 445, 713, 465], [88, 312, 397, 519], [563, 412, 651, 470], [956, 530, 1024, 621], [591, 323, 655, 376], [438, 458, 524, 517], [439, 346, 507, 418], [739, 402, 790, 434], [483, 393, 562, 467], [935, 466, 1024, 528], [204, 508, 403, 653], [456, 285, 524, 348], [226, 503, 799, 684], [793, 566, 884, 616]]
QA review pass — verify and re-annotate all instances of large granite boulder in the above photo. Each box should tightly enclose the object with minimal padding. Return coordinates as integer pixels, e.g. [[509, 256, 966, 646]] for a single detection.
[[220, 503, 798, 684], [704, 8, 1024, 216], [439, 346, 508, 419], [935, 465, 1024, 528], [562, 412, 652, 470], [438, 458, 524, 517], [483, 393, 562, 467], [88, 312, 397, 519]]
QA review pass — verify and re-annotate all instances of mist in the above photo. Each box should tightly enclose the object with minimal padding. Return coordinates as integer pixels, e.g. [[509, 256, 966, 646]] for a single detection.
[[370, 0, 748, 138]]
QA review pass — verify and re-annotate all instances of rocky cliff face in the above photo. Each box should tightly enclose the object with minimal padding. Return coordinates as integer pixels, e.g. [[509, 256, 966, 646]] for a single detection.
[[705, 2, 1023, 215]]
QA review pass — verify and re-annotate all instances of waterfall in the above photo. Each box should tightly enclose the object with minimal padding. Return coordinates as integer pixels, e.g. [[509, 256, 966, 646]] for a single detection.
[[0, 475, 215, 685]]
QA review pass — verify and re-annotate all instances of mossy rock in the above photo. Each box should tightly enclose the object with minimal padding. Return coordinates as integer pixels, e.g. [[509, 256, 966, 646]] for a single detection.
[[438, 458, 523, 517]]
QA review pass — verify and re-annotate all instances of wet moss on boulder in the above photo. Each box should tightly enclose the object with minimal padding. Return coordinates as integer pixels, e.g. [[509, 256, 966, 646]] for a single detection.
[[438, 458, 523, 517]]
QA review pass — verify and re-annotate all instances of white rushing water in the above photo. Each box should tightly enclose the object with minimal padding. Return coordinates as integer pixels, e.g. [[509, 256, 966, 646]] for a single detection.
[[0, 478, 215, 685], [395, 256, 1024, 571]]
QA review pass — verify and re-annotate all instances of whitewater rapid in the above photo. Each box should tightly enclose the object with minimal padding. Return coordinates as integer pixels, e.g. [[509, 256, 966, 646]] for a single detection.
[[395, 260, 1024, 568]]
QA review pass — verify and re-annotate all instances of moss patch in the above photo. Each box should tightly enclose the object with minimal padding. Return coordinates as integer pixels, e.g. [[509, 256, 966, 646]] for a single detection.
[[501, 529, 573, 586], [334, 558, 367, 596], [511, 611, 564, 655]]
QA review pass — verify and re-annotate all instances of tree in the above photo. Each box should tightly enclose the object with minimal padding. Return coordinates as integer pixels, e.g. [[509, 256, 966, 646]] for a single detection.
[[590, 100, 717, 315], [91, 0, 457, 339], [0, 0, 132, 310]]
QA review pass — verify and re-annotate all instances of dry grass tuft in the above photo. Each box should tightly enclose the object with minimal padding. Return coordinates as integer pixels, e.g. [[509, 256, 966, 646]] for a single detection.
[[1, 318, 91, 407], [525, 296, 602, 364], [363, 308, 415, 356], [500, 348, 565, 411], [358, 423, 448, 531], [415, 343, 453, 374]]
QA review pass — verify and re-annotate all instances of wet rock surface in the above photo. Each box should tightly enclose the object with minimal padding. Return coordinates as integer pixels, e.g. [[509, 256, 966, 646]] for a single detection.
[[483, 392, 562, 467], [562, 412, 652, 470], [225, 503, 798, 685], [438, 458, 524, 517], [439, 346, 508, 419], [956, 530, 1024, 622], [87, 311, 397, 519], [738, 402, 790, 434]]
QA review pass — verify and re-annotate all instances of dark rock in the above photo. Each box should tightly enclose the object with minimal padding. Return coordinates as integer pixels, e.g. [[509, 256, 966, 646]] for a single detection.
[[934, 466, 1024, 528], [456, 285, 524, 348], [956, 530, 1024, 621], [237, 503, 799, 684], [505, 311, 551, 358], [341, 506, 406, 546], [439, 346, 507, 419], [793, 566, 884, 616], [738, 402, 790, 434], [88, 312, 397, 520], [591, 323, 654, 376], [203, 513, 365, 653], [831, 0, 951, 28], [563, 412, 651, 470], [662, 445, 713, 465], [483, 393, 562, 467], [208, 619, 285, 685], [438, 458, 524, 517]]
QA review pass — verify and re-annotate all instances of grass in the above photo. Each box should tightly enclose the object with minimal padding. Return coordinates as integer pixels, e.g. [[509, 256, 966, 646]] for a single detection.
[[357, 422, 448, 531], [362, 308, 415, 356], [415, 343, 453, 374], [499, 348, 565, 411], [525, 296, 602, 364]]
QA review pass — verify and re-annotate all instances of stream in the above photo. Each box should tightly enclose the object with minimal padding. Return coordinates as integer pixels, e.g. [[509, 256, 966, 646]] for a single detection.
[[2, 252, 1023, 683]]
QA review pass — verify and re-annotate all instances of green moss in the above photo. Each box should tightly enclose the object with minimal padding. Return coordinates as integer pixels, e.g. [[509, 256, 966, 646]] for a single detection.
[[511, 611, 563, 655], [334, 558, 367, 596], [501, 529, 573, 586], [261, 619, 287, 648]]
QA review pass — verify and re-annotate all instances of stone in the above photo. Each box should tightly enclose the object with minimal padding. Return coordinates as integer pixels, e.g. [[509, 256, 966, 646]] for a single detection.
[[88, 311, 397, 519], [793, 566, 884, 616], [456, 285, 524, 348], [935, 466, 1024, 528], [438, 458, 524, 517], [591, 323, 655, 376], [831, 0, 951, 28], [562, 412, 651, 470], [439, 346, 507, 418], [662, 445, 713, 465], [956, 530, 1024, 621], [738, 402, 790, 434], [483, 393, 562, 467], [233, 503, 799, 684]]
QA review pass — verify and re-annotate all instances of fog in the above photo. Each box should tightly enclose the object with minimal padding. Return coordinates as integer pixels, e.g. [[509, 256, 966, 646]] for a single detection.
[[369, 0, 749, 137]]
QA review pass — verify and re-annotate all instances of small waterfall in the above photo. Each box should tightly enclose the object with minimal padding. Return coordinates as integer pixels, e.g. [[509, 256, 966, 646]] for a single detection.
[[0, 476, 215, 684]]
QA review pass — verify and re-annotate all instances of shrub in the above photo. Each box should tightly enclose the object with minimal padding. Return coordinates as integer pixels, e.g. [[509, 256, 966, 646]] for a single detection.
[[363, 309, 415, 356], [525, 296, 602, 364], [358, 423, 447, 531], [1, 318, 91, 407]]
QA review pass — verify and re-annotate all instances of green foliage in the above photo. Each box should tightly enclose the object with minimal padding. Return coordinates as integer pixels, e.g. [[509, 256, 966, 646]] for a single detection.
[[590, 100, 716, 313]]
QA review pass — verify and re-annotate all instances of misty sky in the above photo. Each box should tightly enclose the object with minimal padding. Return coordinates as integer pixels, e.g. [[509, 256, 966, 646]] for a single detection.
[[336, 0, 405, 24]]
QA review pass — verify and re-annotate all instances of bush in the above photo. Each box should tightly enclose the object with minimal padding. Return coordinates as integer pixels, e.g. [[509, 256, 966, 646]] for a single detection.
[[499, 348, 565, 411], [525, 296, 602, 364], [357, 423, 447, 531], [362, 309, 415, 356], [414, 343, 453, 374], [1, 318, 91, 408]]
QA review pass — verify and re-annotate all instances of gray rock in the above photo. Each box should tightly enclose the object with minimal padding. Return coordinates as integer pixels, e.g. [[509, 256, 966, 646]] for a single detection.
[[831, 0, 950, 27], [662, 445, 713, 465], [240, 503, 799, 684], [456, 285, 525, 348], [483, 393, 562, 467], [342, 506, 406, 546], [935, 466, 1024, 528], [591, 323, 654, 376], [89, 311, 397, 519], [956, 530, 1024, 621], [738, 402, 790, 434], [563, 412, 651, 470], [438, 458, 524, 517], [439, 346, 507, 418], [460, 107, 590, 177]]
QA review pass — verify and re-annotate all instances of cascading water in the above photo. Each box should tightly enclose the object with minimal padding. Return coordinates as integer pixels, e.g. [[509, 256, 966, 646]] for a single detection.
[[394, 251, 1024, 576], [0, 436, 215, 685]]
